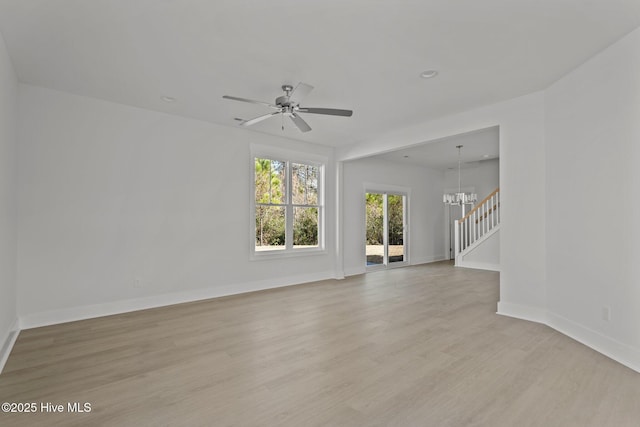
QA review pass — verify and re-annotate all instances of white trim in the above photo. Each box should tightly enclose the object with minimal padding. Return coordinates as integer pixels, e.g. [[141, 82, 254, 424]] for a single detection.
[[12, 277, 640, 376], [497, 301, 547, 324], [0, 318, 20, 374], [347, 255, 448, 277], [250, 146, 327, 260], [251, 246, 328, 260], [347, 256, 448, 277], [371, 261, 411, 271], [250, 143, 328, 165], [498, 303, 640, 374], [335, 161, 345, 279], [410, 255, 448, 265], [546, 311, 640, 374], [457, 225, 500, 258], [455, 225, 500, 271], [456, 261, 500, 271], [363, 182, 412, 195], [19, 270, 336, 330], [344, 266, 366, 277], [363, 185, 410, 272]]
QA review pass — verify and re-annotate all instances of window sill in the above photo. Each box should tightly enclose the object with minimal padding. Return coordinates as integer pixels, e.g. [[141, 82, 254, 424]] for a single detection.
[[250, 247, 328, 261]]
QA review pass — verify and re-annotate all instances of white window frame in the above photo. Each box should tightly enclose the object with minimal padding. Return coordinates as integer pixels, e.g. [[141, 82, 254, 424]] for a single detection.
[[250, 144, 327, 260]]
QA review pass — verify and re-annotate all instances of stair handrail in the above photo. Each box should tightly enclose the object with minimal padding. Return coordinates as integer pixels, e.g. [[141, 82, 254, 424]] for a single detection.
[[459, 187, 500, 223]]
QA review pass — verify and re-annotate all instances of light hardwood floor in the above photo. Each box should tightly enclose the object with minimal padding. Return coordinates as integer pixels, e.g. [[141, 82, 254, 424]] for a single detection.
[[1, 261, 639, 426]]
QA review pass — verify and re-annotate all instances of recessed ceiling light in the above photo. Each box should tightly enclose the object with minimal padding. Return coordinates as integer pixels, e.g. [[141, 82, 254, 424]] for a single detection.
[[420, 70, 438, 79], [483, 154, 490, 158], [161, 96, 176, 103]]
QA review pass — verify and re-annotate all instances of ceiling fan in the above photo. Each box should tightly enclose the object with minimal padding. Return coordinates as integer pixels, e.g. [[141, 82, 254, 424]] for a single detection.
[[223, 83, 353, 133]]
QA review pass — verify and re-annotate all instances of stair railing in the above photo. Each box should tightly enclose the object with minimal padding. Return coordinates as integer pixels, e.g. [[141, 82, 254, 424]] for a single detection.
[[454, 187, 500, 256]]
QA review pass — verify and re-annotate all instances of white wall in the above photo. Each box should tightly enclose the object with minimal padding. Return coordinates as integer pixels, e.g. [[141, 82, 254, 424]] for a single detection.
[[443, 158, 499, 202], [0, 31, 18, 367], [17, 84, 338, 327], [458, 229, 500, 271], [545, 27, 640, 368], [337, 92, 547, 320], [342, 157, 445, 275]]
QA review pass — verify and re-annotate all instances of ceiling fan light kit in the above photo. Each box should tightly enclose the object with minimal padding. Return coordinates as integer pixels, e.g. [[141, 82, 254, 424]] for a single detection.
[[223, 82, 353, 133]]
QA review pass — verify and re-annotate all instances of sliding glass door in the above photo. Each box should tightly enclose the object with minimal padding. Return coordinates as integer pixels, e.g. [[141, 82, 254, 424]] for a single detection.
[[365, 192, 407, 269]]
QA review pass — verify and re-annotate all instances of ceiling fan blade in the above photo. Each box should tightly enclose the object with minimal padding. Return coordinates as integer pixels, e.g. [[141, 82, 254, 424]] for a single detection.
[[222, 95, 279, 109], [241, 111, 281, 126], [289, 83, 314, 104], [290, 112, 312, 133], [297, 107, 353, 117]]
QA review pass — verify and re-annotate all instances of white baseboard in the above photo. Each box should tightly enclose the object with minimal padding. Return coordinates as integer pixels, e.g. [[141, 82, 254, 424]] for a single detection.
[[497, 301, 547, 324], [411, 254, 448, 265], [343, 255, 448, 277], [15, 271, 640, 376], [344, 266, 365, 277], [498, 301, 640, 374], [456, 261, 500, 271], [546, 311, 640, 374], [19, 270, 336, 330], [0, 318, 20, 374]]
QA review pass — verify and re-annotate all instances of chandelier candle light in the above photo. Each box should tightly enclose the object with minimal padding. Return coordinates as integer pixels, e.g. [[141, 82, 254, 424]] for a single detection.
[[443, 145, 477, 216]]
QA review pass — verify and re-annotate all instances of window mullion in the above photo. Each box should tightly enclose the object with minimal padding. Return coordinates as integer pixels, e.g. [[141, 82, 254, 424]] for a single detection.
[[286, 161, 293, 250], [383, 194, 389, 266]]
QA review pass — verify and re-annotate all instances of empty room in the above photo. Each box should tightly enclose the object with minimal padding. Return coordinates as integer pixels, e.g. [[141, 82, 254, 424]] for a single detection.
[[1, 1, 640, 426]]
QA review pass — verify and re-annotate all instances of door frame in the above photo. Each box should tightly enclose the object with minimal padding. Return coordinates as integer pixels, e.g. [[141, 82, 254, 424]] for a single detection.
[[364, 183, 410, 271]]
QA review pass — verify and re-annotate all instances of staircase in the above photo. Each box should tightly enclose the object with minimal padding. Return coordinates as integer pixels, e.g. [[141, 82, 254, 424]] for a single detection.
[[454, 188, 500, 271]]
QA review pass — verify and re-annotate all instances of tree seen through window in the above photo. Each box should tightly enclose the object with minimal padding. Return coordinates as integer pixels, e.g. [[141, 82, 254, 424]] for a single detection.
[[254, 158, 320, 251]]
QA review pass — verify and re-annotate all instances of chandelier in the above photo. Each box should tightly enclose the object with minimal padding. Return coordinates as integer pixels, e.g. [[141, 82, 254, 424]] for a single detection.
[[443, 145, 477, 212]]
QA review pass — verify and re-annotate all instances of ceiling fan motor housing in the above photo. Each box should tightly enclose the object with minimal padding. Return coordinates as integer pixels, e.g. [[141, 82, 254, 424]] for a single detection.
[[277, 85, 295, 107], [275, 95, 291, 107]]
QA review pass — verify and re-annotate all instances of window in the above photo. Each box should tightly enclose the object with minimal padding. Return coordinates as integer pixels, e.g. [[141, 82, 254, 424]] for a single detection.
[[253, 155, 323, 256]]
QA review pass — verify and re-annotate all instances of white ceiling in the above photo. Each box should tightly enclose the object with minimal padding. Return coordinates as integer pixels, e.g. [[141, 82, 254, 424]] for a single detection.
[[0, 1, 639, 148], [372, 126, 499, 170]]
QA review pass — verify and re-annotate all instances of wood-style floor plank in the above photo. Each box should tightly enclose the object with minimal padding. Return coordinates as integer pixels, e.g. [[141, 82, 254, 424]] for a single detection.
[[1, 261, 639, 426]]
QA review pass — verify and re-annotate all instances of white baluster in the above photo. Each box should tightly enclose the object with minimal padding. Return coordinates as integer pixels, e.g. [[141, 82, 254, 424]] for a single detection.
[[454, 219, 460, 258], [483, 201, 487, 235], [491, 195, 495, 228], [494, 195, 498, 228], [471, 211, 475, 243], [464, 217, 467, 251], [463, 218, 468, 250]]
